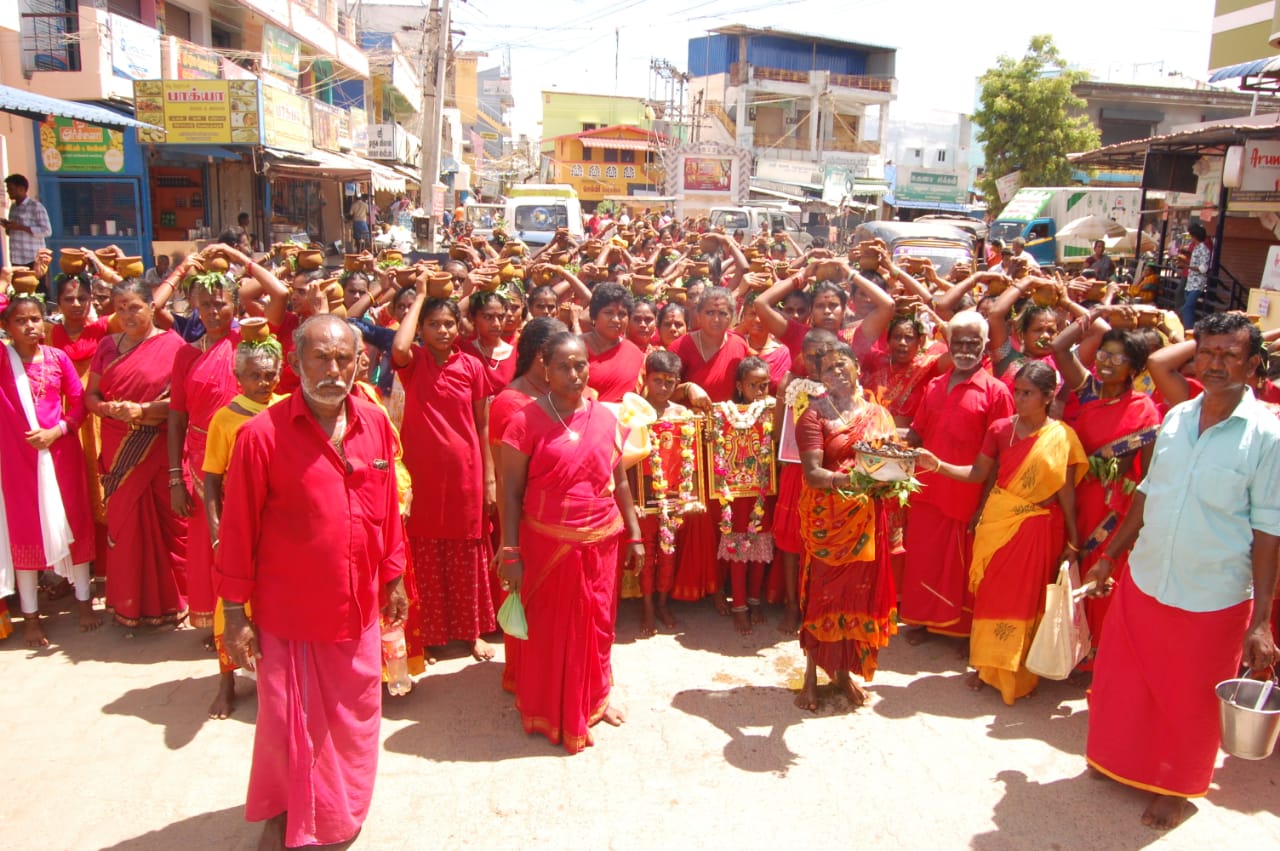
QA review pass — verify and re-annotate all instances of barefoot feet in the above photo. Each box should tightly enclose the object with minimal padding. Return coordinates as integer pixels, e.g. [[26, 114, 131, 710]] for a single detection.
[[712, 592, 730, 616], [748, 601, 766, 627], [471, 638, 495, 661], [794, 661, 819, 712], [905, 626, 931, 646], [600, 703, 626, 726], [778, 603, 800, 634], [208, 672, 237, 720], [731, 607, 752, 635], [655, 597, 677, 630], [77, 599, 103, 632], [22, 614, 48, 648], [1141, 794, 1187, 830], [965, 670, 983, 692], [834, 671, 868, 709]]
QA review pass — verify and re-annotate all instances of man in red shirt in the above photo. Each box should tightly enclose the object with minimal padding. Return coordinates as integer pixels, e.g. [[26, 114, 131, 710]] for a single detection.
[[216, 315, 407, 850], [901, 311, 1014, 643]]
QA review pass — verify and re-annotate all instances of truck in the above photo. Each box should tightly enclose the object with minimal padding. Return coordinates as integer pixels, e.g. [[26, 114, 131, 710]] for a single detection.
[[504, 184, 584, 247], [989, 187, 1141, 268]]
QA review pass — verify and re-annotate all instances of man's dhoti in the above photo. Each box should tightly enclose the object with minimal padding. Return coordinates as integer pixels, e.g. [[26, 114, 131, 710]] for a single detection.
[[246, 622, 382, 846], [900, 502, 973, 636], [1087, 577, 1251, 798]]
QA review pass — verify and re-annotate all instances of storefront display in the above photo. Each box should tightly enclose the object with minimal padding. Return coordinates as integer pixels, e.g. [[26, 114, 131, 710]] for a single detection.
[[150, 167, 208, 242]]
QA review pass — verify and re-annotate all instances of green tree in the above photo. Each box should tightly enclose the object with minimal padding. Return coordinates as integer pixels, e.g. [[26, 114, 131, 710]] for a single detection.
[[973, 35, 1099, 215]]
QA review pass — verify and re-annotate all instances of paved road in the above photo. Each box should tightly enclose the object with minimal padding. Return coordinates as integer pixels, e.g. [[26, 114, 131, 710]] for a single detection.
[[4, 594, 1279, 849]]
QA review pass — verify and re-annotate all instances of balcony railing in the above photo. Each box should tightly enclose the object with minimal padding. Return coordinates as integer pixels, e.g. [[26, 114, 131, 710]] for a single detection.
[[730, 62, 894, 94], [20, 10, 82, 73]]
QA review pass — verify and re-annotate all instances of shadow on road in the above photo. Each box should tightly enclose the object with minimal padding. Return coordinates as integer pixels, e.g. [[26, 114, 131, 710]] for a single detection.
[[869, 672, 990, 721], [102, 674, 257, 750], [382, 661, 563, 761], [971, 768, 1168, 849], [670, 602, 793, 658], [100, 804, 255, 850], [1204, 755, 1280, 818], [0, 601, 218, 666], [671, 686, 804, 776]]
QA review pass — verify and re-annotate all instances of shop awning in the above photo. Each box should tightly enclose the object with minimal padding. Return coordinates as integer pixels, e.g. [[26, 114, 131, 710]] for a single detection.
[[149, 144, 243, 164], [0, 84, 156, 129], [851, 180, 890, 196], [1208, 57, 1280, 83], [265, 148, 406, 192], [391, 164, 422, 185]]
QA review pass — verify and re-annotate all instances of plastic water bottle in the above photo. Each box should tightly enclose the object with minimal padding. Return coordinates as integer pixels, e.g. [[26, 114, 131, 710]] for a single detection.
[[381, 625, 412, 696]]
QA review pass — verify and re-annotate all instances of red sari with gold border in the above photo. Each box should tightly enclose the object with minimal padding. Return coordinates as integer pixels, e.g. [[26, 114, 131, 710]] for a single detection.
[[503, 400, 623, 754], [92, 331, 189, 627]]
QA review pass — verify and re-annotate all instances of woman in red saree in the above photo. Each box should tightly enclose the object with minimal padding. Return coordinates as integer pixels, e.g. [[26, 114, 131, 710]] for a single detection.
[[47, 274, 113, 570], [1051, 317, 1160, 654], [499, 332, 645, 754], [168, 247, 288, 630], [794, 343, 898, 712], [669, 287, 750, 607], [488, 317, 567, 693], [85, 280, 189, 629], [461, 291, 517, 391], [582, 283, 646, 403], [0, 296, 98, 646], [920, 360, 1087, 704]]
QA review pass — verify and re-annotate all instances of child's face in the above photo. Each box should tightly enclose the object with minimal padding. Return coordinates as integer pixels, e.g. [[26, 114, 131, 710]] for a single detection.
[[737, 368, 770, 402], [644, 370, 679, 405], [239, 357, 282, 404]]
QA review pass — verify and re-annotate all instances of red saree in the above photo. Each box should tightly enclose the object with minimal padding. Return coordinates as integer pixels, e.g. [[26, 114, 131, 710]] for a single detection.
[[1065, 376, 1160, 647], [171, 332, 240, 628], [969, 418, 1086, 704], [92, 331, 189, 627], [795, 402, 898, 681], [670, 332, 750, 601], [503, 400, 624, 754]]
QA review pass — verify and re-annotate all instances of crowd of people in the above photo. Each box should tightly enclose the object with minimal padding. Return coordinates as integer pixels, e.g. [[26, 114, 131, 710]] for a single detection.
[[2, 198, 1279, 847]]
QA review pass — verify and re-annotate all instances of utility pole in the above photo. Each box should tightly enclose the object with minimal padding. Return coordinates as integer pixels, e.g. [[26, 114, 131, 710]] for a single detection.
[[418, 0, 451, 250]]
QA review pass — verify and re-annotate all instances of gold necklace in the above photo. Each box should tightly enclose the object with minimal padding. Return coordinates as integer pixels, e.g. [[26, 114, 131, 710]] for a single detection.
[[546, 394, 581, 441]]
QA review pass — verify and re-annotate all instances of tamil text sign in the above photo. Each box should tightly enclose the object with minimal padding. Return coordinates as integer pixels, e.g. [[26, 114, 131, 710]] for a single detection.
[[39, 118, 126, 173], [262, 86, 313, 153], [133, 79, 262, 145]]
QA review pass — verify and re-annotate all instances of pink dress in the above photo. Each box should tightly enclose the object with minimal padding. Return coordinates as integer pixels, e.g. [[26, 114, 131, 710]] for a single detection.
[[0, 344, 95, 569]]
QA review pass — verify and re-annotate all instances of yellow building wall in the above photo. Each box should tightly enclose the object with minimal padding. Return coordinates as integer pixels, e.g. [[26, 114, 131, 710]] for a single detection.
[[540, 92, 650, 151]]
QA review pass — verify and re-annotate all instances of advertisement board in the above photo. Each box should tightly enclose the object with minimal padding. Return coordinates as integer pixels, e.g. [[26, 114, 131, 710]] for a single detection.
[[312, 100, 343, 152], [261, 86, 313, 153], [683, 157, 732, 192], [895, 168, 967, 206], [177, 42, 221, 80], [262, 23, 301, 81], [39, 118, 126, 173], [134, 80, 261, 145], [110, 13, 161, 80]]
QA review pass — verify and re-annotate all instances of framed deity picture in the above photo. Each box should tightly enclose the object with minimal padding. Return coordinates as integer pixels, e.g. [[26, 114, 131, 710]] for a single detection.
[[705, 401, 778, 500], [635, 415, 708, 516]]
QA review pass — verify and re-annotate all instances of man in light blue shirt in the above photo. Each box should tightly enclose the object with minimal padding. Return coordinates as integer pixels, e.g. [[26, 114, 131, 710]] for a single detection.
[[1084, 312, 1280, 832]]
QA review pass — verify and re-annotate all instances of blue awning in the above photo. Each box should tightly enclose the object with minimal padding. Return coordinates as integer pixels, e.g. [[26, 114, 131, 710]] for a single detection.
[[0, 84, 155, 129], [1208, 57, 1280, 83]]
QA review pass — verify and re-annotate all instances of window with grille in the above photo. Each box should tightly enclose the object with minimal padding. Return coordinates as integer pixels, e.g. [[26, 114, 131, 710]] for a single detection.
[[20, 0, 82, 73]]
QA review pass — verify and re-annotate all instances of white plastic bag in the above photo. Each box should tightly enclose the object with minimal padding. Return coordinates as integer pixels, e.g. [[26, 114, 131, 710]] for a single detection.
[[1025, 561, 1093, 680]]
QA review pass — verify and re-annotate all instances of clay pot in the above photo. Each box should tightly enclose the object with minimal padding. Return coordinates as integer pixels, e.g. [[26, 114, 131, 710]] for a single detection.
[[449, 244, 472, 261], [344, 253, 373, 273], [691, 261, 711, 279], [59, 248, 86, 275], [322, 278, 346, 314], [983, 277, 1010, 298], [530, 266, 558, 286], [579, 263, 607, 284], [94, 246, 120, 265], [205, 255, 230, 274], [1084, 281, 1107, 302], [426, 271, 455, 300], [813, 259, 844, 282], [296, 249, 324, 271], [666, 286, 688, 305], [497, 262, 524, 284], [115, 256, 144, 278], [1136, 309, 1162, 328], [546, 250, 571, 267], [1031, 284, 1059, 308], [238, 316, 270, 343], [744, 272, 773, 292], [500, 241, 526, 259], [381, 250, 404, 265], [630, 274, 657, 298], [393, 266, 421, 288], [10, 267, 40, 294], [470, 236, 488, 250]]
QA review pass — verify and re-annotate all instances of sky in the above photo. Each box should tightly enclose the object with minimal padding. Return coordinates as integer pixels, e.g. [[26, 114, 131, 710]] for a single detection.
[[420, 0, 1220, 138]]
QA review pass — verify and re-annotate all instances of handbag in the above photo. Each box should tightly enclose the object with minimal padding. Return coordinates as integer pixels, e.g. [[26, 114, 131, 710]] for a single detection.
[[497, 592, 528, 640], [1025, 562, 1093, 680]]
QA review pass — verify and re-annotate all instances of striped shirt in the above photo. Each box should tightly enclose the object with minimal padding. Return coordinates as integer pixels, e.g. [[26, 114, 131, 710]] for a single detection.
[[5, 195, 52, 265]]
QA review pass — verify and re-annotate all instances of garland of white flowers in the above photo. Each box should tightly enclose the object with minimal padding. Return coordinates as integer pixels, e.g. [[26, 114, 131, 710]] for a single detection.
[[711, 399, 774, 549]]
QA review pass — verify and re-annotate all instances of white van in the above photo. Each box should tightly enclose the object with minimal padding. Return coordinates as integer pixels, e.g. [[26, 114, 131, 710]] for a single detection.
[[505, 184, 585, 247], [708, 204, 813, 250]]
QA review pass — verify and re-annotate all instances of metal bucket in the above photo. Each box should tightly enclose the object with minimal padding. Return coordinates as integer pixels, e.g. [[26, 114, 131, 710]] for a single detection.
[[1216, 676, 1280, 760]]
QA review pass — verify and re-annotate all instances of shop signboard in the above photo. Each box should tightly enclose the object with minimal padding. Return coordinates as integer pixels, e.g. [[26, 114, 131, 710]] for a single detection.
[[894, 167, 967, 206], [262, 23, 301, 81], [312, 100, 343, 152], [755, 158, 820, 187], [349, 108, 369, 155], [109, 13, 161, 80], [368, 124, 400, 160], [177, 41, 221, 80], [683, 157, 732, 192], [262, 86, 314, 154], [134, 79, 262, 145], [38, 117, 126, 173]]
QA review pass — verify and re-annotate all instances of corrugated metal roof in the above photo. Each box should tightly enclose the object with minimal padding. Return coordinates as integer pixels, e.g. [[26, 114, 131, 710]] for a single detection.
[[0, 84, 155, 129]]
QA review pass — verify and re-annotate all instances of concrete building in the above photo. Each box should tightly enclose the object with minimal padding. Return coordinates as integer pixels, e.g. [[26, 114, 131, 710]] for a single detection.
[[1073, 80, 1279, 145], [884, 110, 974, 215], [539, 91, 654, 151], [540, 125, 667, 208], [0, 0, 407, 265], [685, 25, 896, 182]]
